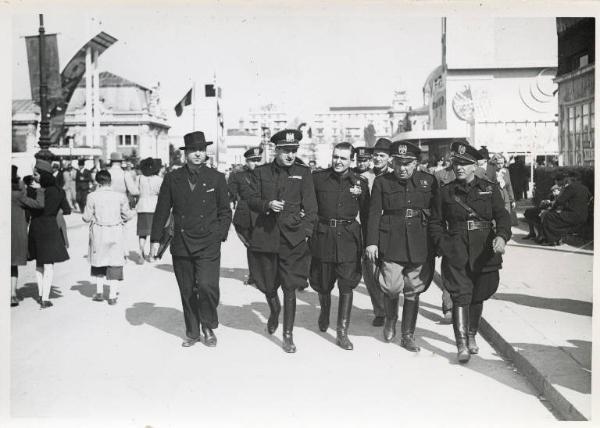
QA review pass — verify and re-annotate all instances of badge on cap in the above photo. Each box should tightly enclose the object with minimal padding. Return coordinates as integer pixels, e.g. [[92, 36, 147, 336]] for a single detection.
[[398, 145, 407, 155], [286, 132, 295, 143], [254, 148, 260, 156], [458, 144, 466, 155]]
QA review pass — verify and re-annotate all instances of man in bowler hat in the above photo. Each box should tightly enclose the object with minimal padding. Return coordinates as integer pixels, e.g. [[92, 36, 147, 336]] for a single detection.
[[151, 131, 232, 347], [246, 129, 317, 353]]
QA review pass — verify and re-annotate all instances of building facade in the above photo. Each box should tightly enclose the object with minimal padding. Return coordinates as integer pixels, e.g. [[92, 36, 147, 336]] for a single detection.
[[555, 18, 595, 166]]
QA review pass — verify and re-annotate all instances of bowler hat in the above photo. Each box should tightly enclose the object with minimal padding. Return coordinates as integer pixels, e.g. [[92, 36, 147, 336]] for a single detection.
[[180, 131, 213, 151], [270, 129, 302, 147], [110, 152, 124, 162], [244, 146, 263, 160], [450, 140, 483, 164], [35, 159, 53, 174], [390, 141, 421, 159], [373, 138, 392, 154]]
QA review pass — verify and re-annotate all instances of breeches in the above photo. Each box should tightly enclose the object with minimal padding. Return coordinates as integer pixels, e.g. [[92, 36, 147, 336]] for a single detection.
[[441, 257, 499, 306], [377, 260, 433, 300], [309, 258, 361, 295]]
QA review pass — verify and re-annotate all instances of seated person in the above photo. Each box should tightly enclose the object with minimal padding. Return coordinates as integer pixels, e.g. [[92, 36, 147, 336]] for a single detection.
[[539, 171, 592, 246], [523, 179, 563, 240]]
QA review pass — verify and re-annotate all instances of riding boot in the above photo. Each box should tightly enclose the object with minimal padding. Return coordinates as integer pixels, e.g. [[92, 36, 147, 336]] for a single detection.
[[282, 291, 297, 353], [318, 293, 331, 332], [452, 305, 470, 363], [383, 294, 399, 342], [336, 293, 354, 350], [266, 295, 281, 335], [468, 302, 483, 354], [400, 296, 421, 352]]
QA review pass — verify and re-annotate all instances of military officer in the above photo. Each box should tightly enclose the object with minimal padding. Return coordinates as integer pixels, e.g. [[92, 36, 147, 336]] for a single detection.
[[229, 146, 263, 285], [361, 137, 393, 326], [246, 129, 317, 353], [429, 141, 511, 363], [309, 142, 370, 350], [352, 147, 372, 174], [365, 140, 436, 352], [151, 131, 232, 348]]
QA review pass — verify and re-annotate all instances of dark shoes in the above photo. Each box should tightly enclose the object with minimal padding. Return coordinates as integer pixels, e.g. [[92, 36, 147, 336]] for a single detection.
[[11, 296, 19, 307], [92, 293, 104, 302], [203, 327, 217, 347], [372, 316, 385, 327], [266, 296, 281, 335], [282, 332, 296, 353], [542, 240, 562, 247], [318, 293, 331, 332], [441, 311, 453, 324], [522, 233, 536, 240], [400, 297, 420, 352], [107, 298, 118, 305], [181, 337, 201, 347], [40, 300, 53, 309]]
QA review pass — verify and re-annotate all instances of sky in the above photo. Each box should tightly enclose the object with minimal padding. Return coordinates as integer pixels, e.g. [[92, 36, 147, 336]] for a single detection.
[[11, 3, 443, 135]]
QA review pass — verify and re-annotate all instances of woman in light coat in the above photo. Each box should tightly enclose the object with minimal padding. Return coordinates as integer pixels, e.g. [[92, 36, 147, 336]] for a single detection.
[[83, 169, 136, 305], [135, 158, 163, 262], [490, 154, 517, 224]]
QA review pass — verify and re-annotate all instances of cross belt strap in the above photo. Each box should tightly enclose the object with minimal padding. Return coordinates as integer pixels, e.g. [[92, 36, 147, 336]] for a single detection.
[[453, 195, 485, 221]]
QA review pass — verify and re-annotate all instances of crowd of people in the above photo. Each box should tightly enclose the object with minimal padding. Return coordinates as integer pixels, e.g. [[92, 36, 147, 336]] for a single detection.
[[10, 130, 592, 365]]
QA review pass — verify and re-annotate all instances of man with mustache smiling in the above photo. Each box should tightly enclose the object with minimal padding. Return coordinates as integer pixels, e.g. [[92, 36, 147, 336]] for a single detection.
[[309, 142, 370, 350], [246, 129, 317, 353]]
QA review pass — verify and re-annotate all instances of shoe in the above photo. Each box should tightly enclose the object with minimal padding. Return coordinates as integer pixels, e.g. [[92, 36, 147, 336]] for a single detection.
[[452, 305, 470, 363], [400, 297, 420, 352], [202, 327, 217, 347], [181, 337, 200, 347], [266, 295, 281, 335], [336, 293, 354, 350], [40, 300, 53, 309], [244, 277, 256, 286], [107, 298, 118, 305], [522, 233, 536, 240], [282, 291, 297, 353], [372, 315, 385, 327], [92, 293, 103, 302], [383, 295, 399, 342], [468, 303, 483, 354], [11, 296, 19, 307], [535, 236, 546, 244], [318, 293, 331, 332], [542, 240, 561, 247]]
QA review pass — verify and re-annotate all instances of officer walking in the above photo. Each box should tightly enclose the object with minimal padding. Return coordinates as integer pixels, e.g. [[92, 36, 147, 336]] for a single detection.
[[429, 141, 511, 363], [360, 138, 393, 326], [246, 129, 317, 353], [150, 131, 232, 348], [229, 147, 263, 285], [365, 141, 436, 352], [309, 142, 370, 350]]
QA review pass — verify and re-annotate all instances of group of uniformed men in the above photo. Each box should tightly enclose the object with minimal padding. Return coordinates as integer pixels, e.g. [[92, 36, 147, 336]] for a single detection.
[[151, 128, 511, 364]]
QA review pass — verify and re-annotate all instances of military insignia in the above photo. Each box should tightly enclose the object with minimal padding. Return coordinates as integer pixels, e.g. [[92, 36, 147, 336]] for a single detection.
[[398, 145, 407, 155], [253, 148, 260, 156], [458, 144, 466, 155], [478, 191, 492, 195], [286, 132, 295, 142]]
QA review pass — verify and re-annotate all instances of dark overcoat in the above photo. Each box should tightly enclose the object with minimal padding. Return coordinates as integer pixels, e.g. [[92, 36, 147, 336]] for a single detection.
[[310, 168, 369, 262], [245, 161, 317, 253], [551, 181, 591, 225], [12, 188, 45, 266], [150, 165, 232, 256], [366, 170, 436, 264], [229, 168, 253, 231]]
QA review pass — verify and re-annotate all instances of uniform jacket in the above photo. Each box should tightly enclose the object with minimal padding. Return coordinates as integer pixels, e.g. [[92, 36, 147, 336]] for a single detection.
[[151, 164, 232, 256], [12, 187, 44, 266], [83, 187, 136, 266], [429, 176, 512, 273], [551, 181, 591, 225], [360, 166, 391, 192], [367, 170, 436, 264], [310, 168, 370, 262], [245, 160, 317, 252], [135, 175, 163, 213], [229, 168, 253, 230]]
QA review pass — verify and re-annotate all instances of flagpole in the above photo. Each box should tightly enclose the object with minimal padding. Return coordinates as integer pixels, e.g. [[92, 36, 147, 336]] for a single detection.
[[192, 81, 197, 131]]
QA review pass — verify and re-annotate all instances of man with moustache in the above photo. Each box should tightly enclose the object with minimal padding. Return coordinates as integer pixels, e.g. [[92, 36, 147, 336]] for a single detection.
[[246, 129, 317, 353], [360, 138, 393, 327], [366, 140, 436, 352], [429, 141, 511, 363], [309, 142, 369, 350], [151, 131, 232, 348], [229, 147, 263, 285]]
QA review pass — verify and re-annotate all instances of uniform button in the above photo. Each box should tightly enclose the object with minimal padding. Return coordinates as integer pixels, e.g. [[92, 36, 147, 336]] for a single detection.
[[200, 215, 204, 218], [202, 200, 205, 203], [181, 229, 184, 232]]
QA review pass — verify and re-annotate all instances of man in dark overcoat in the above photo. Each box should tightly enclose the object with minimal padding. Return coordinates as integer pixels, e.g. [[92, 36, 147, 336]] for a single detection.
[[429, 141, 511, 363], [246, 129, 317, 353], [365, 141, 436, 352], [309, 142, 369, 350], [151, 131, 232, 348], [75, 158, 92, 212], [229, 146, 263, 285]]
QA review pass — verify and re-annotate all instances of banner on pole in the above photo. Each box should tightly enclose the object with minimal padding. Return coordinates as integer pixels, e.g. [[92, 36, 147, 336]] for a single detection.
[[25, 34, 62, 107]]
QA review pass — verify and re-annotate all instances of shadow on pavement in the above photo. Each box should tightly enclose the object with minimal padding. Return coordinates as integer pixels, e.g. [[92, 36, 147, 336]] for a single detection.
[[492, 293, 592, 317], [125, 302, 187, 340], [18, 282, 62, 301], [154, 264, 174, 273], [220, 267, 251, 283], [70, 280, 96, 298]]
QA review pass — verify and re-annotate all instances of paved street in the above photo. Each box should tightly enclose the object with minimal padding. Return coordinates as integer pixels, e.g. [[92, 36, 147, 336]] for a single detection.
[[10, 215, 557, 425]]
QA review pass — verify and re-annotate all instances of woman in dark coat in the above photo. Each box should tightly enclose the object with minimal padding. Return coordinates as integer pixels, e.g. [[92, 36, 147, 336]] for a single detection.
[[11, 166, 45, 307], [28, 160, 71, 308]]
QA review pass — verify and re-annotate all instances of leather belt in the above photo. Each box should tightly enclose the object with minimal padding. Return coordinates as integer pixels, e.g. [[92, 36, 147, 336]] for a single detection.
[[383, 208, 421, 218], [450, 220, 493, 231], [319, 217, 355, 227]]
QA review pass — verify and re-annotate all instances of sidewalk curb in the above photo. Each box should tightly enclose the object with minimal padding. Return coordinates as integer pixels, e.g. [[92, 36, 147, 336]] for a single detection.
[[477, 316, 587, 421], [432, 272, 588, 421]]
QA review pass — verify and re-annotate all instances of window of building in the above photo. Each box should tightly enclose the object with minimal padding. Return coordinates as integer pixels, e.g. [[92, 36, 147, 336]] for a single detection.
[[118, 134, 139, 147]]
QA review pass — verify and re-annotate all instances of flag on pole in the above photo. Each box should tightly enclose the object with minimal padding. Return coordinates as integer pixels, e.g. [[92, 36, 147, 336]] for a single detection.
[[174, 88, 193, 117], [205, 84, 216, 97], [217, 101, 224, 130]]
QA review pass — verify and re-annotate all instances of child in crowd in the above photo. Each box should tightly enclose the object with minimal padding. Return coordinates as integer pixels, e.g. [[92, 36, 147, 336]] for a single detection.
[[82, 170, 136, 305]]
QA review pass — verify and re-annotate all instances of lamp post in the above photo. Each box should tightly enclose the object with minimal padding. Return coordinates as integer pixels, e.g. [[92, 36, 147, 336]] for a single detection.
[[35, 14, 54, 161]]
